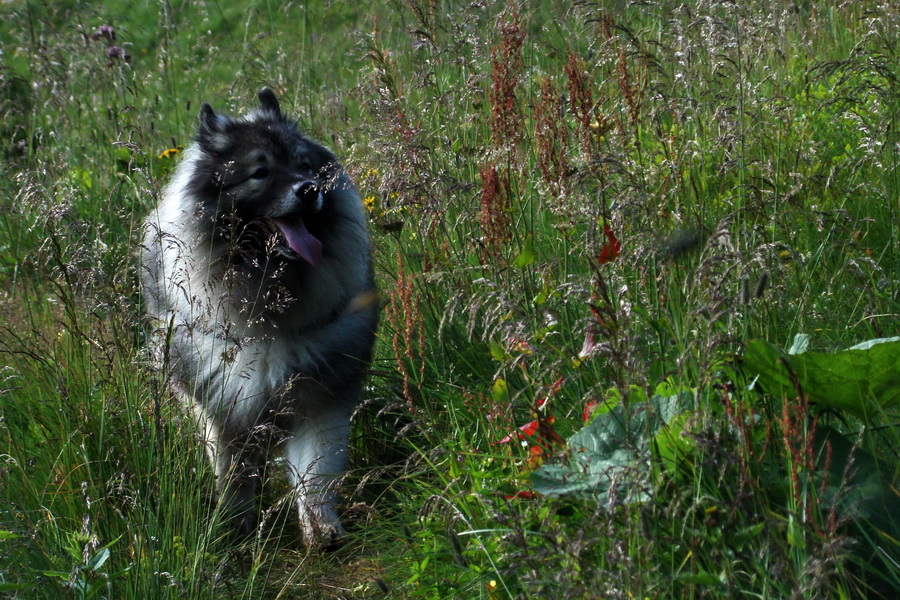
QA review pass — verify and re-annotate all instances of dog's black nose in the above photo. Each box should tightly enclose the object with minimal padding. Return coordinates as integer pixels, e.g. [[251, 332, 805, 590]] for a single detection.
[[293, 180, 322, 213], [294, 180, 318, 199]]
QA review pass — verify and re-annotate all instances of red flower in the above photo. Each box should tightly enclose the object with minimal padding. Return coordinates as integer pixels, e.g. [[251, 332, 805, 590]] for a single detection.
[[495, 419, 540, 445], [597, 224, 621, 264], [583, 399, 600, 422]]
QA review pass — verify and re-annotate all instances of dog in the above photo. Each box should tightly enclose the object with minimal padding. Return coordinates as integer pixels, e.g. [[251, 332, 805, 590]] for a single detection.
[[140, 88, 377, 547]]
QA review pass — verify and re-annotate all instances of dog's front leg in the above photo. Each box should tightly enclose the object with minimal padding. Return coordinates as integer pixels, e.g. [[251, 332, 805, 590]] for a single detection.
[[196, 407, 262, 537], [213, 436, 263, 537], [283, 403, 353, 548]]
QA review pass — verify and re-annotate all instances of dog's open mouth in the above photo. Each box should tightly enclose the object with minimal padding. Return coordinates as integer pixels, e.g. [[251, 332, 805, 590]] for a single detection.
[[271, 215, 322, 267]]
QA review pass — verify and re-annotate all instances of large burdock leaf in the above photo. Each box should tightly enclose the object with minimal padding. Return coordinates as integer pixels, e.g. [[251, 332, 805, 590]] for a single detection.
[[815, 425, 900, 539], [531, 393, 688, 500], [744, 336, 900, 419]]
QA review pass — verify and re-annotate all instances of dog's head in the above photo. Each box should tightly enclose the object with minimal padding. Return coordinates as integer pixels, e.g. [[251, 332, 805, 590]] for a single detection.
[[187, 89, 346, 267]]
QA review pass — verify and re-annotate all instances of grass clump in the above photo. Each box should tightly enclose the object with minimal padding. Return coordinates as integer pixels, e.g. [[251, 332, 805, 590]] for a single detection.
[[1, 1, 898, 598]]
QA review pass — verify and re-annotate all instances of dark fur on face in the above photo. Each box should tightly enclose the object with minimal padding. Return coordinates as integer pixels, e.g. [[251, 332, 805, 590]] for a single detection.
[[184, 92, 346, 269]]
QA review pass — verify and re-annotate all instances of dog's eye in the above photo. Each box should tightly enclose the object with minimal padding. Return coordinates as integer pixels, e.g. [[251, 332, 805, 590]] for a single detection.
[[298, 160, 312, 172], [250, 167, 269, 180]]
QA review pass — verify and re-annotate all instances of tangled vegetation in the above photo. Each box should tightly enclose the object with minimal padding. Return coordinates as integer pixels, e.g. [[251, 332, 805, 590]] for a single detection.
[[1, 1, 898, 598]]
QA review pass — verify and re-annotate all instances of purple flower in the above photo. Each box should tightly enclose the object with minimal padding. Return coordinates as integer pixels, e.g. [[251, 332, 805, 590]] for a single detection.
[[90, 25, 116, 42], [105, 45, 131, 67]]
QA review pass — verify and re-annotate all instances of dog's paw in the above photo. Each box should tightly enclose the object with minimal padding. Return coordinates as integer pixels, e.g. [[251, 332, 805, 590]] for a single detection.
[[301, 518, 347, 551]]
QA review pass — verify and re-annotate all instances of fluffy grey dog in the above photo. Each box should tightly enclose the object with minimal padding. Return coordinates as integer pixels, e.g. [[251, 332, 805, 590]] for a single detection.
[[141, 89, 377, 547]]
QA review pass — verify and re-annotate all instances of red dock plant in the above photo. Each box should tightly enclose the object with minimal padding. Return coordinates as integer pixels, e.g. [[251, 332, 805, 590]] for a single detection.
[[385, 251, 425, 407], [564, 49, 595, 155], [479, 163, 513, 262], [534, 76, 568, 187], [488, 3, 525, 155]]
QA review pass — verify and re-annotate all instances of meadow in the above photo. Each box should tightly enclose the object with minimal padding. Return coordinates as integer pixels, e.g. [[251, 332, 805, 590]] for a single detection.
[[1, 0, 898, 598]]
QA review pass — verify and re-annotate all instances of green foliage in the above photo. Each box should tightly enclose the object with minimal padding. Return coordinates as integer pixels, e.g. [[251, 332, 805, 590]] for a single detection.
[[814, 425, 900, 540], [746, 335, 900, 418], [1, 0, 898, 598], [532, 391, 690, 500]]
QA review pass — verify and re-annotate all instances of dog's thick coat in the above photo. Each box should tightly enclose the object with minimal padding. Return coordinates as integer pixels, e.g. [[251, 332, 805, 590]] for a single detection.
[[141, 89, 377, 545]]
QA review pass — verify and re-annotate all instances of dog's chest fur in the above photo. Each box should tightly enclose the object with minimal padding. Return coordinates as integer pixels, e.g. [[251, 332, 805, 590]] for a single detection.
[[144, 155, 375, 428]]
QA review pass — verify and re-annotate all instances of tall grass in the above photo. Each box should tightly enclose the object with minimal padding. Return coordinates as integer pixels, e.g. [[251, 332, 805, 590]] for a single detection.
[[1, 1, 898, 598]]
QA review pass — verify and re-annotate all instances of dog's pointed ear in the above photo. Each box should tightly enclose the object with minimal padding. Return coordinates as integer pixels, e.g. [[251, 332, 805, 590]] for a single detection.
[[197, 103, 231, 150], [258, 88, 282, 117], [199, 103, 223, 132]]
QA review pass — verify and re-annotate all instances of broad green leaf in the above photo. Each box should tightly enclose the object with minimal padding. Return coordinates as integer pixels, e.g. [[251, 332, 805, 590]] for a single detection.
[[743, 337, 900, 418], [848, 336, 900, 351], [0, 583, 34, 591], [491, 377, 509, 404], [70, 167, 92, 190], [531, 393, 690, 499], [87, 547, 111, 572], [654, 411, 696, 476], [673, 571, 724, 587], [113, 146, 132, 164], [514, 234, 535, 268], [815, 425, 900, 539], [787, 333, 810, 355]]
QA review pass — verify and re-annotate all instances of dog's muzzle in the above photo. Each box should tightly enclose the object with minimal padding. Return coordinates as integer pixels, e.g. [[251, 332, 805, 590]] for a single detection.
[[271, 180, 324, 267], [293, 180, 323, 214]]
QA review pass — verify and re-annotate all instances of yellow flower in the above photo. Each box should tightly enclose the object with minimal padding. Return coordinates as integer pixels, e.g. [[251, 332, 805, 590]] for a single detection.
[[158, 145, 183, 159], [363, 195, 377, 212]]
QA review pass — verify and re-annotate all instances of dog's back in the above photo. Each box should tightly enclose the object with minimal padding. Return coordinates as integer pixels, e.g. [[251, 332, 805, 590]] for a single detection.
[[141, 89, 377, 546]]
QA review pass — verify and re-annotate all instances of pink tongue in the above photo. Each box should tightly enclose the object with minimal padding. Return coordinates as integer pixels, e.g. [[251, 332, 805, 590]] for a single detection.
[[273, 216, 322, 266]]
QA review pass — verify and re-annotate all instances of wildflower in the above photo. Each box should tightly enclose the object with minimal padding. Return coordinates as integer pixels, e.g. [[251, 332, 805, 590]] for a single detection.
[[597, 223, 621, 264], [583, 399, 599, 422], [105, 45, 131, 66], [526, 443, 544, 469], [157, 146, 183, 159], [89, 25, 116, 42], [488, 4, 524, 151], [507, 337, 532, 354], [617, 48, 645, 126], [565, 50, 594, 153], [503, 491, 536, 500], [548, 377, 565, 397], [494, 419, 539, 445], [590, 114, 613, 137], [479, 163, 512, 260], [534, 76, 567, 184], [578, 328, 597, 360]]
